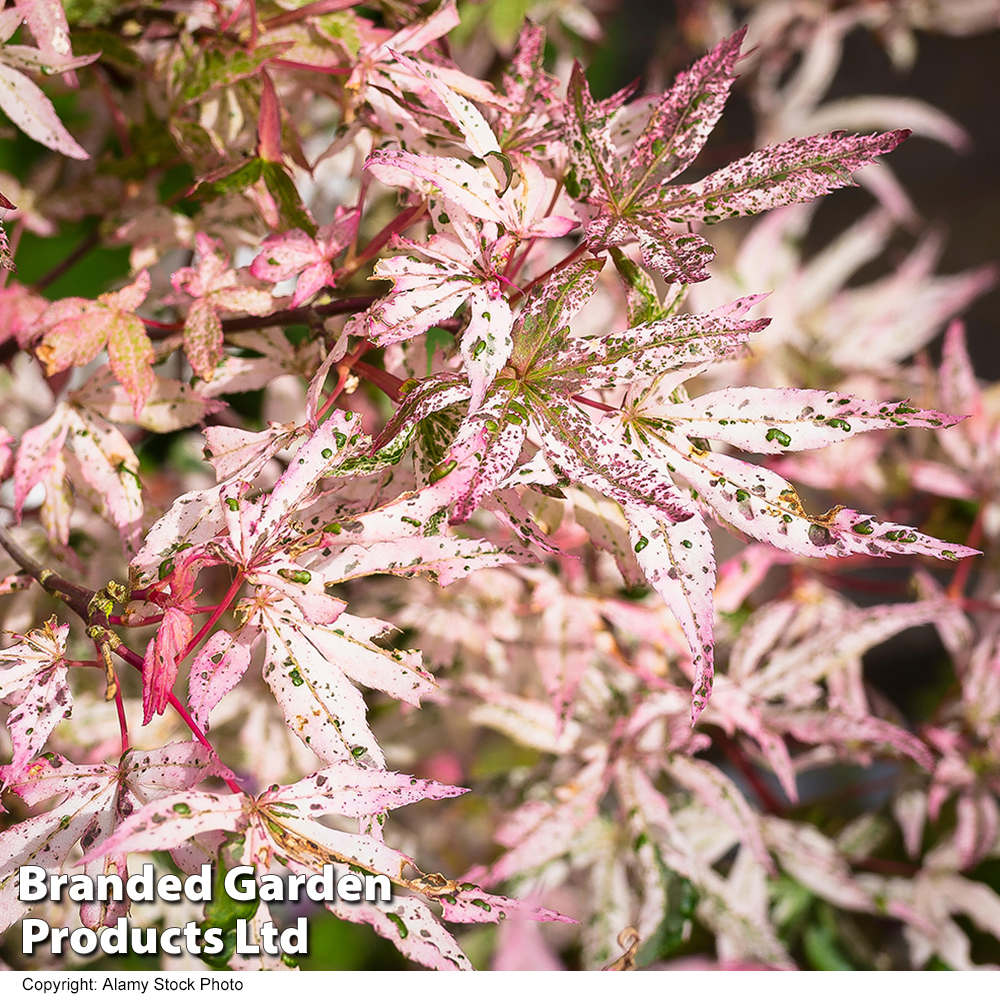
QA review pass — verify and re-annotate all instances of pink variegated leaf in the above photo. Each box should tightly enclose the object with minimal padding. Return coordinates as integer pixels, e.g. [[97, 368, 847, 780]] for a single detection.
[[16, 0, 74, 68], [202, 423, 300, 483], [2, 743, 224, 927], [763, 817, 911, 921], [131, 485, 228, 587], [509, 258, 605, 372], [318, 535, 526, 587], [564, 485, 643, 586], [365, 149, 509, 227], [267, 813, 420, 881], [634, 220, 716, 284], [664, 754, 772, 869], [459, 286, 513, 410], [390, 50, 499, 157], [142, 607, 194, 724], [498, 22, 557, 125], [257, 599, 386, 768], [12, 404, 70, 519], [256, 410, 367, 539], [350, 424, 495, 537], [0, 282, 47, 348], [372, 372, 471, 455], [188, 623, 260, 730], [543, 308, 769, 392], [0, 45, 98, 76], [259, 763, 465, 819], [0, 618, 71, 783], [362, 244, 497, 346], [250, 209, 358, 306], [485, 489, 570, 557], [68, 407, 144, 554], [39, 450, 71, 548], [0, 7, 23, 44], [120, 741, 237, 805], [108, 314, 156, 418], [451, 390, 528, 521], [31, 298, 111, 373], [76, 742, 236, 927], [0, 758, 118, 931], [78, 789, 249, 864], [627, 506, 717, 722], [485, 755, 608, 884], [181, 298, 224, 381], [625, 29, 746, 192], [323, 894, 473, 970], [638, 428, 977, 562], [659, 130, 911, 223], [438, 888, 575, 926], [747, 600, 959, 702], [770, 710, 933, 771], [535, 588, 601, 728], [249, 556, 345, 626], [34, 271, 154, 416], [638, 386, 962, 455], [939, 319, 982, 421], [71, 369, 225, 433], [503, 159, 577, 239], [0, 574, 33, 595], [0, 63, 89, 159], [535, 401, 695, 528], [171, 235, 272, 379], [563, 62, 631, 206], [278, 606, 431, 707]]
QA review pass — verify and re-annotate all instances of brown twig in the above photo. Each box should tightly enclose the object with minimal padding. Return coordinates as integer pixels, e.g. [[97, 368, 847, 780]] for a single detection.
[[0, 523, 96, 622], [32, 230, 102, 293]]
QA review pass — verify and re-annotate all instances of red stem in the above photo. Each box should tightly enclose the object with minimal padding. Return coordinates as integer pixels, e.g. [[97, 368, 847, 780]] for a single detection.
[[182, 573, 245, 660], [113, 640, 242, 793], [315, 340, 373, 422], [572, 393, 618, 414], [115, 685, 130, 754], [352, 359, 403, 402], [345, 202, 427, 275], [511, 242, 590, 303]]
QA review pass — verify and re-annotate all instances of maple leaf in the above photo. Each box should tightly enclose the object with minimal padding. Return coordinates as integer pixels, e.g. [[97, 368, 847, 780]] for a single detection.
[[74, 761, 566, 969], [346, 0, 502, 157], [376, 256, 977, 721], [31, 271, 155, 417], [564, 29, 910, 282], [0, 4, 96, 160], [134, 414, 512, 749], [249, 206, 359, 309], [70, 368, 225, 434], [352, 156, 574, 409], [13, 401, 144, 552], [490, 22, 562, 158], [352, 212, 514, 411], [621, 382, 977, 561], [686, 204, 997, 383], [0, 618, 72, 786], [0, 744, 230, 932], [170, 233, 274, 381]]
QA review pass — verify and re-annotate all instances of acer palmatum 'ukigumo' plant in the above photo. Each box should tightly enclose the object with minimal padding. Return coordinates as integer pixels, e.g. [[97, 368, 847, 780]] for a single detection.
[[0, 0, 995, 971]]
